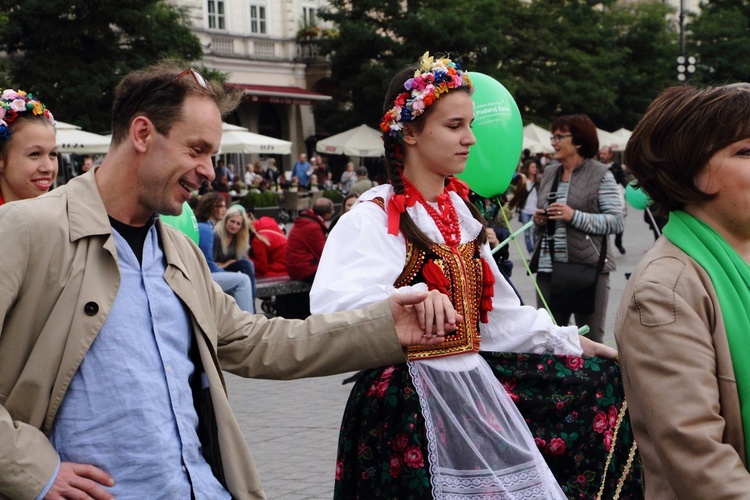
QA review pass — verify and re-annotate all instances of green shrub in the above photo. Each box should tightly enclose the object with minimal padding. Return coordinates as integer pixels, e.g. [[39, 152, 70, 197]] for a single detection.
[[240, 190, 279, 211], [321, 189, 343, 203]]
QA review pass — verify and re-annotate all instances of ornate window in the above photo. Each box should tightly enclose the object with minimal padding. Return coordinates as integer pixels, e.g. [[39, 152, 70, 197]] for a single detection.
[[207, 0, 226, 30], [249, 3, 267, 34]]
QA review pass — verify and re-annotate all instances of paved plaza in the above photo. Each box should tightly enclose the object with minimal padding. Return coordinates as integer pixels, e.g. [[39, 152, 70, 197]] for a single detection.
[[228, 207, 658, 499]]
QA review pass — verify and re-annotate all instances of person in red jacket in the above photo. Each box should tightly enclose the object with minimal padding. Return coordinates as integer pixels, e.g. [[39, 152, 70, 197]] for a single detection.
[[278, 197, 334, 318], [250, 216, 288, 278], [286, 197, 334, 282]]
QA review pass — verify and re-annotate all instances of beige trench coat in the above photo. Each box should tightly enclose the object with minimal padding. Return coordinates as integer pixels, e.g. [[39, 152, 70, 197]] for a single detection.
[[0, 171, 406, 499], [615, 237, 750, 498]]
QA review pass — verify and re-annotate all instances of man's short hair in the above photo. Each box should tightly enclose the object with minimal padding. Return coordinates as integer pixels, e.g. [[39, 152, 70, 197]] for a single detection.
[[355, 166, 368, 177], [110, 60, 242, 147], [312, 197, 334, 217]]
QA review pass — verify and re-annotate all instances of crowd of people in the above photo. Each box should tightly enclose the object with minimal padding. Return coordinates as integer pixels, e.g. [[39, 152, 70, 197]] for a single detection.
[[1, 50, 749, 500]]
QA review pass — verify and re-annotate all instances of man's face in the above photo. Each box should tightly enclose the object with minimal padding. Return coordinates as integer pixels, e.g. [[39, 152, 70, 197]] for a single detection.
[[299, 153, 307, 163], [136, 95, 221, 223], [599, 148, 612, 163]]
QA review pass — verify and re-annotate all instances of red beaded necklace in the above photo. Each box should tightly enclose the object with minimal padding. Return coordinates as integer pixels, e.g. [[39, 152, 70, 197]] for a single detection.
[[403, 177, 461, 246]]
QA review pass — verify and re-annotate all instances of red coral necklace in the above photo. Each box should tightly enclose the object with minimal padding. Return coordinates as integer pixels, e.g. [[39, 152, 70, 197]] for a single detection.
[[403, 177, 461, 246]]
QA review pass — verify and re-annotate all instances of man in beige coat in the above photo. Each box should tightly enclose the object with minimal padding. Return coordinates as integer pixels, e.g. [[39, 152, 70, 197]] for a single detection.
[[0, 63, 458, 499]]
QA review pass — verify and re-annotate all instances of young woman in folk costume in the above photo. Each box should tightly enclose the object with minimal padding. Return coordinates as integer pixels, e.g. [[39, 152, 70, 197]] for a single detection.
[[0, 90, 57, 206], [310, 53, 615, 499]]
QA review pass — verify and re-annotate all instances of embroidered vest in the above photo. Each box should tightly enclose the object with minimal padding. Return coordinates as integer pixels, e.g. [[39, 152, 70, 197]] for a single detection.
[[371, 196, 486, 360]]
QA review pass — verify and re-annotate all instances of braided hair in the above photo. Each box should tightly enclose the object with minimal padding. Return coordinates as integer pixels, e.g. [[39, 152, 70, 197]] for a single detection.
[[382, 64, 487, 252]]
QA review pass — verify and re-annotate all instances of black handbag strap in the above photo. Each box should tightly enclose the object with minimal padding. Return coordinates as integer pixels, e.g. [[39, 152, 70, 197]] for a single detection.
[[546, 166, 608, 272]]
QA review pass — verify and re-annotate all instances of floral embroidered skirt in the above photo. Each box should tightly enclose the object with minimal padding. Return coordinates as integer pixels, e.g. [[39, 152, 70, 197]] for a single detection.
[[334, 354, 643, 499]]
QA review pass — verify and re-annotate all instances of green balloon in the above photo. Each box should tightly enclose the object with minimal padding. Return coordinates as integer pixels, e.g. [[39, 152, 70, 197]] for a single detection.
[[457, 72, 523, 198], [625, 182, 651, 210], [161, 202, 199, 245]]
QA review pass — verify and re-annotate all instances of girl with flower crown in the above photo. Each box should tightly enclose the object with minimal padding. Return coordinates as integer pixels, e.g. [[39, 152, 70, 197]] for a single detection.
[[0, 89, 57, 206], [310, 53, 616, 499]]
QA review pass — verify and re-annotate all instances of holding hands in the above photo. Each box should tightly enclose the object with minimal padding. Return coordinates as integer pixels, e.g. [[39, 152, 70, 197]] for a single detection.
[[390, 290, 463, 346]]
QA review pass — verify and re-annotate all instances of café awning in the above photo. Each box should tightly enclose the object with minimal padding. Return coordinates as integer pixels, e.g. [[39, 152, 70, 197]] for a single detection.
[[227, 84, 332, 106]]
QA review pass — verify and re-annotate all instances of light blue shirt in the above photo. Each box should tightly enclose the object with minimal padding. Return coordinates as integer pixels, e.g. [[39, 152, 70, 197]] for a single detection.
[[48, 224, 230, 498], [292, 160, 312, 187]]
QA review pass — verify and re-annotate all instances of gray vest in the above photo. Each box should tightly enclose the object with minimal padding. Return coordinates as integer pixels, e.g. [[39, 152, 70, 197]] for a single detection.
[[537, 160, 615, 272]]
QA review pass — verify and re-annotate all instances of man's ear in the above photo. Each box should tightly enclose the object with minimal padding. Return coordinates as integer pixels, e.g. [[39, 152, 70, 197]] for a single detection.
[[130, 115, 153, 153], [402, 124, 418, 146]]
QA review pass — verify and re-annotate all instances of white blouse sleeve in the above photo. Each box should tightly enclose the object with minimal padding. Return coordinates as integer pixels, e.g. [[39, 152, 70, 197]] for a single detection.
[[478, 241, 582, 355], [311, 196, 425, 314]]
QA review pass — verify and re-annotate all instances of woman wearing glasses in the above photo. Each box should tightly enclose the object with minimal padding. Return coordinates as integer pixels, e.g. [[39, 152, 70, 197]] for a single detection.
[[531, 115, 624, 343]]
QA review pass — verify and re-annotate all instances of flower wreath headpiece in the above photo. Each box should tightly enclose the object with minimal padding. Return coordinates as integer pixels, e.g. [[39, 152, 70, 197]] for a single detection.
[[380, 51, 472, 141], [0, 89, 55, 144]]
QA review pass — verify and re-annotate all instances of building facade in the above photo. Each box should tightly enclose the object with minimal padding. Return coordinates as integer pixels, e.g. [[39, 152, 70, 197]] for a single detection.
[[171, 0, 333, 170]]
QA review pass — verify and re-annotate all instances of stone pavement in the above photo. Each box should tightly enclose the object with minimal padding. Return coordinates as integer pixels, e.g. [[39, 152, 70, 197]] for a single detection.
[[227, 207, 658, 499]]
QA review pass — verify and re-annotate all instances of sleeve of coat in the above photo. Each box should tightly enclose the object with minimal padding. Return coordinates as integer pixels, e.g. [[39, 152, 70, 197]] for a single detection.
[[615, 255, 750, 499], [0, 206, 59, 498], [169, 230, 407, 380]]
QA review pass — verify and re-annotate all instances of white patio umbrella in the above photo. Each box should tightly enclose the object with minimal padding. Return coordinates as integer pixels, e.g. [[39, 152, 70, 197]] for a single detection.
[[612, 128, 632, 147], [523, 123, 554, 153], [220, 123, 292, 155], [55, 121, 111, 154], [597, 128, 625, 152], [522, 136, 553, 154], [315, 124, 384, 157]]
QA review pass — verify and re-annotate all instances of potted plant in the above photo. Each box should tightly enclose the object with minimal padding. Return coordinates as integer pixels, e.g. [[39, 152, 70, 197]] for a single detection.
[[241, 190, 281, 221], [322, 189, 344, 214]]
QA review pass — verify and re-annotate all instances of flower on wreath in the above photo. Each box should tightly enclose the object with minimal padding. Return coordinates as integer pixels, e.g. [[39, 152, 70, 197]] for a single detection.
[[0, 89, 55, 146], [380, 51, 473, 140]]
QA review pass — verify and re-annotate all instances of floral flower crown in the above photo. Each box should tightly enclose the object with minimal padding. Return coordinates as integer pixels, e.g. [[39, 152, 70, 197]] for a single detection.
[[0, 89, 55, 144], [380, 52, 472, 140]]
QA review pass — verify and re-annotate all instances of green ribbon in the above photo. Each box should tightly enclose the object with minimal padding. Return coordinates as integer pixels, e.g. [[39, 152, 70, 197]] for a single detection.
[[663, 210, 750, 459]]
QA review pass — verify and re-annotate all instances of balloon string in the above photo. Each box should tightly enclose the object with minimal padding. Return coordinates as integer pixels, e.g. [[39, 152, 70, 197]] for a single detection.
[[492, 196, 557, 326], [645, 206, 662, 237], [491, 220, 534, 254]]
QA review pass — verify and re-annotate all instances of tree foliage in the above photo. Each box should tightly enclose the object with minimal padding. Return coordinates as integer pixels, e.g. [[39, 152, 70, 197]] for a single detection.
[[315, 0, 677, 134], [0, 0, 203, 133], [687, 0, 750, 85]]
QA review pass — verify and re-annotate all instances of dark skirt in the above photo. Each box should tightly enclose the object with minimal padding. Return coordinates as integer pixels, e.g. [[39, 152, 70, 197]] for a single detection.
[[334, 354, 643, 499]]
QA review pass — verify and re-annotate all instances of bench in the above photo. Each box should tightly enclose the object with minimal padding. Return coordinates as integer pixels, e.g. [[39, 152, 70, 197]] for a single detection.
[[255, 276, 311, 316]]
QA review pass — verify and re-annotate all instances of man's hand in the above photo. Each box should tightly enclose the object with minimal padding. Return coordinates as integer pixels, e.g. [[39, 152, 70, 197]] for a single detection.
[[579, 336, 618, 358], [389, 290, 462, 346], [45, 462, 115, 500]]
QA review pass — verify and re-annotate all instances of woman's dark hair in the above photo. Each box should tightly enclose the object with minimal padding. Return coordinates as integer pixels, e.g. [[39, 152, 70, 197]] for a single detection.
[[520, 160, 538, 179], [195, 192, 225, 222], [382, 63, 486, 251], [550, 114, 599, 159], [624, 83, 750, 214]]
